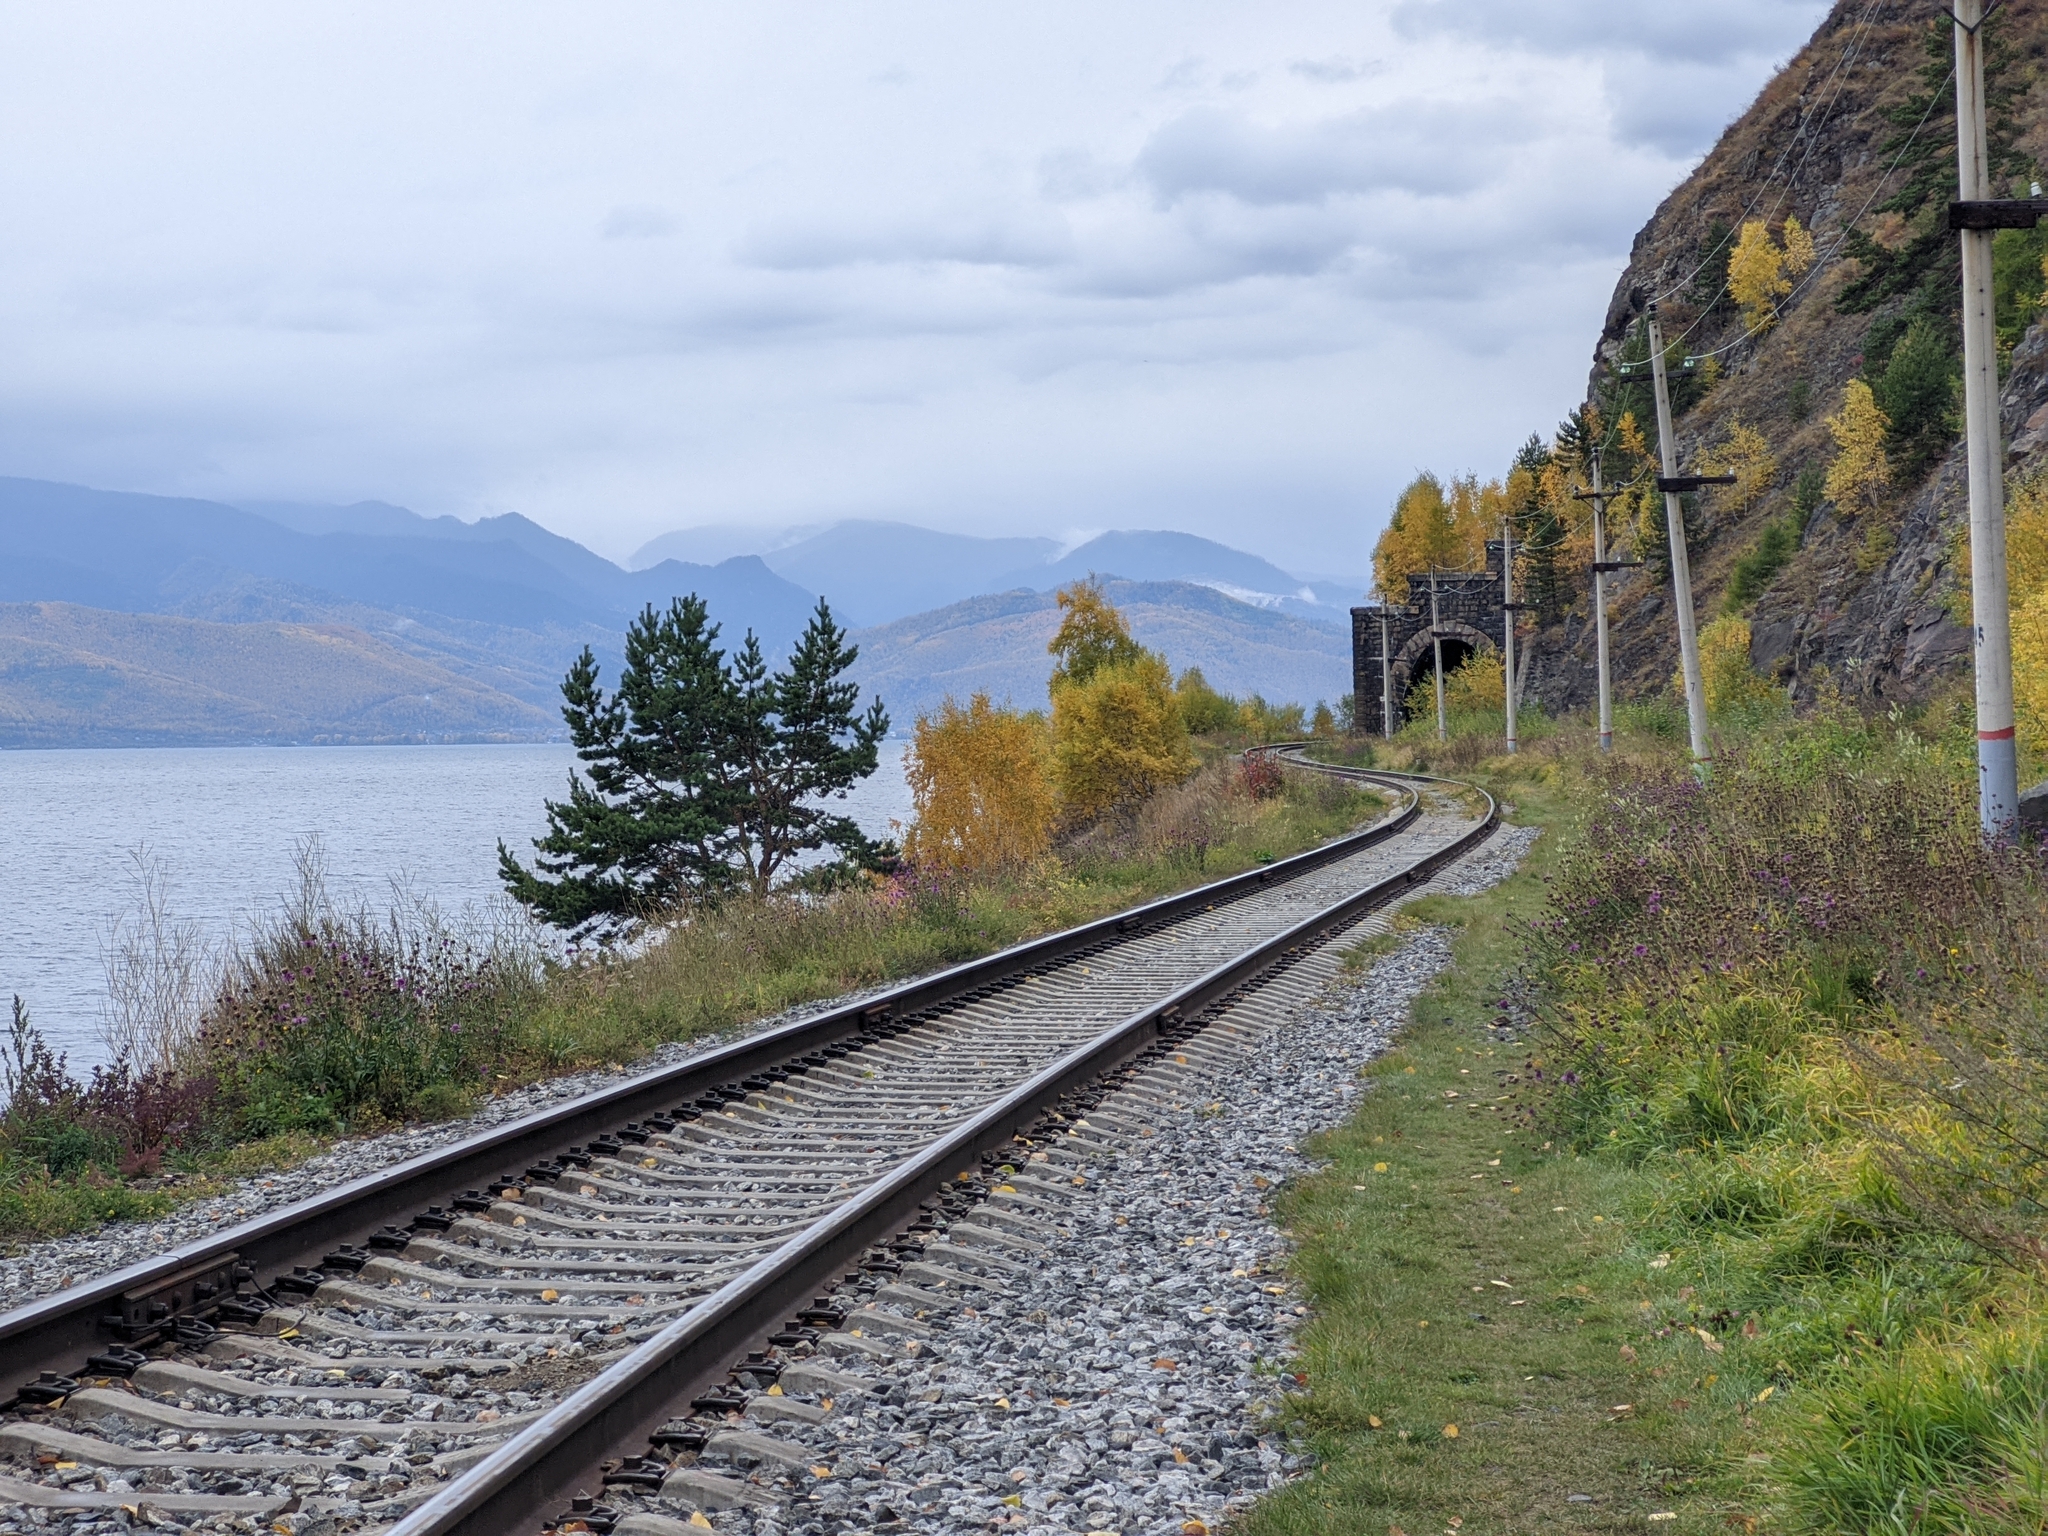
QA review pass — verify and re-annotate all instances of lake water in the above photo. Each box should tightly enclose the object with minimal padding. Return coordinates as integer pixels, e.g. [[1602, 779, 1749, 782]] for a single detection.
[[0, 742, 914, 1070]]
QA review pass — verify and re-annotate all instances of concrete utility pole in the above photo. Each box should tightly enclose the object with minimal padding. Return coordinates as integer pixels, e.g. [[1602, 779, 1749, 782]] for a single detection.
[[1428, 570, 1447, 742], [1953, 0, 2021, 832], [1501, 518, 1518, 754], [1646, 302, 1713, 776], [1574, 448, 1630, 754], [1379, 603, 1394, 740]]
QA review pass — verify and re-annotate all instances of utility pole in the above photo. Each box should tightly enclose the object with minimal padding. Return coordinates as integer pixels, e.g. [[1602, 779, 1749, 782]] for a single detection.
[[1428, 570, 1447, 742], [1646, 302, 1713, 776], [1952, 0, 2021, 832], [1574, 448, 1637, 753], [1378, 602, 1394, 740], [1501, 519, 1518, 754]]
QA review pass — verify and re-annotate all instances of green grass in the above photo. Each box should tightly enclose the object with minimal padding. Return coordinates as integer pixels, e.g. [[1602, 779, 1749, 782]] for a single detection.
[[0, 1131, 331, 1240], [1249, 701, 2048, 1535], [1240, 771, 1760, 1536]]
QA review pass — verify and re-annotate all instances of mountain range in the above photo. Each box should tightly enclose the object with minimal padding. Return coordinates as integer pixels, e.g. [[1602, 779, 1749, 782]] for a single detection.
[[0, 477, 1366, 746], [631, 520, 1362, 631], [846, 580, 1351, 727]]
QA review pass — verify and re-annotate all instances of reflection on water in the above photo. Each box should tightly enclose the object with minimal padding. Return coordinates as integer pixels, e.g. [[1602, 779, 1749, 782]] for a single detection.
[[0, 742, 913, 1068]]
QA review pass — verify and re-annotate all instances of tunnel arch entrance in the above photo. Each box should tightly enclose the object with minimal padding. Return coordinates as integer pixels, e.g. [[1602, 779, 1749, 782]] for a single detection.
[[1387, 621, 1494, 730]]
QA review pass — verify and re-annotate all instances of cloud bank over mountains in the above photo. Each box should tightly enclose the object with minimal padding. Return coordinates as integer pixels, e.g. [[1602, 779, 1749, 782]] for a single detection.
[[0, 2, 1829, 575]]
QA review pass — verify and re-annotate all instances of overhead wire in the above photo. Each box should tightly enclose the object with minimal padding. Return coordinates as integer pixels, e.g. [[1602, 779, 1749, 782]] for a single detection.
[[1674, 56, 1954, 366], [1640, 0, 1893, 312], [1662, 0, 1897, 349], [1570, 0, 1899, 476], [1471, 4, 1937, 586]]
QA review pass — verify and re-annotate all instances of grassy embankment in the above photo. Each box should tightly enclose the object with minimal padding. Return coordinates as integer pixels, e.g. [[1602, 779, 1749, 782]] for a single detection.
[[1249, 689, 2048, 1535], [0, 754, 1384, 1242]]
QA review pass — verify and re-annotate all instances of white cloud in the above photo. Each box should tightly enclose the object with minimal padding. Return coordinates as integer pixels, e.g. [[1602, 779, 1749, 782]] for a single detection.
[[0, 0, 1832, 575]]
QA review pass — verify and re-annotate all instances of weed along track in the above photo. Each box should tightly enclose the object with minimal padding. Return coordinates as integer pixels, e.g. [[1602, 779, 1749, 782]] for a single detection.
[[0, 763, 1494, 1536]]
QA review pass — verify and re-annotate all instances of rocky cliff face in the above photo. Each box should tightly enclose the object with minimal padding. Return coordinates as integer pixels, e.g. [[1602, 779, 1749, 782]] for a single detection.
[[1523, 2, 2048, 719]]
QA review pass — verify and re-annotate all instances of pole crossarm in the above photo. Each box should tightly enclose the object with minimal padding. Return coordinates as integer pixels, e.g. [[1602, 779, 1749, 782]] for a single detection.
[[1655, 474, 1738, 493], [1949, 198, 2048, 229]]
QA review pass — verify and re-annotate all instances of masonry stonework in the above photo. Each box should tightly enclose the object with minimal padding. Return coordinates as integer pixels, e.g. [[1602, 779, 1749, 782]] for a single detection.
[[1350, 541, 1510, 736]]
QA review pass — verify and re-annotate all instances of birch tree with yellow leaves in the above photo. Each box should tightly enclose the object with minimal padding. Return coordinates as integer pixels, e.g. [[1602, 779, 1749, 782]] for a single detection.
[[1045, 581, 1195, 824], [903, 695, 1056, 876], [1728, 216, 1816, 333], [1824, 380, 1892, 515], [1372, 471, 1489, 599]]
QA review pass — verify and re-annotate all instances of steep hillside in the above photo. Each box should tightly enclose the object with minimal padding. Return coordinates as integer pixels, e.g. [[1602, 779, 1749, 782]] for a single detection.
[[847, 579, 1351, 725], [1521, 4, 2048, 716], [0, 603, 553, 746]]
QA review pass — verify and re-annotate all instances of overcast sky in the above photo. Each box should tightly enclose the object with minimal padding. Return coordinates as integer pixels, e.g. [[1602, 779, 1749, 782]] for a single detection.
[[0, 1, 1834, 578]]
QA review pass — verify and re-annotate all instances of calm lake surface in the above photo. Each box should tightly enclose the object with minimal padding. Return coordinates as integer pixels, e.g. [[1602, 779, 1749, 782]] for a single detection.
[[0, 743, 914, 1070]]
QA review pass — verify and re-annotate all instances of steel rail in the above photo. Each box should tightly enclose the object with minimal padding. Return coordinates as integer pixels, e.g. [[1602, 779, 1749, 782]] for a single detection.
[[389, 776, 1497, 1536], [0, 764, 1423, 1402]]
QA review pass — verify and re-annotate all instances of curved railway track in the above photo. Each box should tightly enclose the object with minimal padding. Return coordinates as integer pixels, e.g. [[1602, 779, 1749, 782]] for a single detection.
[[0, 756, 1494, 1536]]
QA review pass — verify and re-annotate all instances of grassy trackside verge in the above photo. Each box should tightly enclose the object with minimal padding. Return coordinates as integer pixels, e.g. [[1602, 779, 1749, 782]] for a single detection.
[[1244, 773, 1749, 1536], [1254, 695, 2048, 1536]]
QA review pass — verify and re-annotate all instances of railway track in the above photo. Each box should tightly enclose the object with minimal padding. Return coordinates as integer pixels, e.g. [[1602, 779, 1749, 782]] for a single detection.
[[0, 757, 1494, 1536]]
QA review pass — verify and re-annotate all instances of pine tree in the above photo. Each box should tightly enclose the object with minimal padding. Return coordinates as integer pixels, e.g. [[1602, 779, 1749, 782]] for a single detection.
[[1510, 435, 1568, 621], [500, 596, 890, 936], [735, 601, 892, 895], [1870, 317, 1961, 481]]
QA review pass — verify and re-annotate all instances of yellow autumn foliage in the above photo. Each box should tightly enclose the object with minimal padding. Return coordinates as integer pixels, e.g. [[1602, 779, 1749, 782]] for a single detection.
[[1051, 650, 1197, 824], [903, 694, 1056, 876], [1728, 216, 1815, 332], [2006, 473, 2048, 751], [2014, 587, 2048, 752], [1700, 419, 1778, 517], [1047, 578, 1145, 688], [1372, 471, 1489, 600], [1824, 380, 1891, 515], [1677, 615, 1780, 722], [1444, 649, 1506, 713]]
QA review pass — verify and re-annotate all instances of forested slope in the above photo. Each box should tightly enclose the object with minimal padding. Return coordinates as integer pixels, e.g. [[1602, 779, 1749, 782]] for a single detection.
[[1504, 4, 2048, 720]]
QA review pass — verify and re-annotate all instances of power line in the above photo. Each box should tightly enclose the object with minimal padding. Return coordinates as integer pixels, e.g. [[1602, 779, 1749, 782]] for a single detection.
[[1676, 59, 1955, 365], [1641, 0, 1893, 313]]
